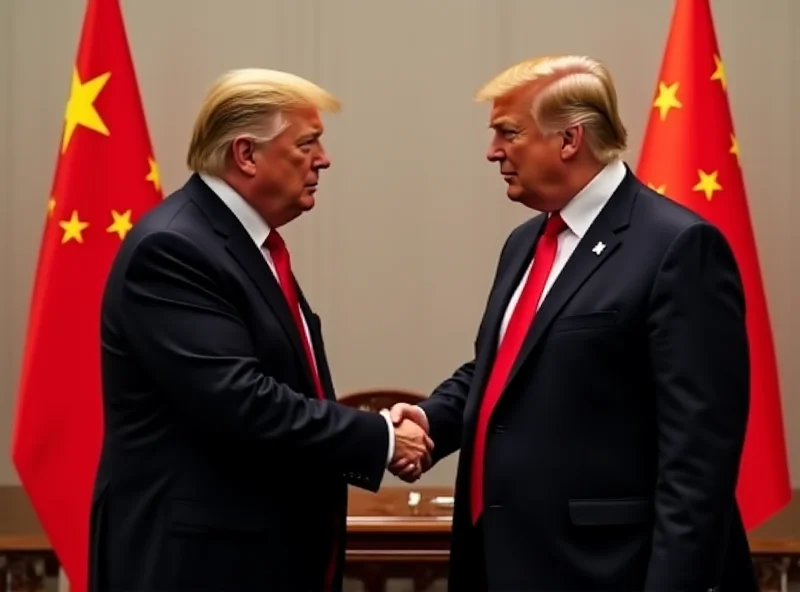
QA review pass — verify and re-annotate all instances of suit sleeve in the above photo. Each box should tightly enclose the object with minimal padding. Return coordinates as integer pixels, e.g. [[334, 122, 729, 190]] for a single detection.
[[418, 361, 474, 464], [118, 230, 389, 491], [417, 225, 519, 463], [643, 222, 749, 590]]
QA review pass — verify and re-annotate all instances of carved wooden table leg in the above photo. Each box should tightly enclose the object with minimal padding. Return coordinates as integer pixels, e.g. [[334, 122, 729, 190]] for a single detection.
[[346, 563, 385, 592], [0, 553, 8, 592], [412, 565, 439, 592], [6, 554, 45, 592], [754, 555, 792, 592]]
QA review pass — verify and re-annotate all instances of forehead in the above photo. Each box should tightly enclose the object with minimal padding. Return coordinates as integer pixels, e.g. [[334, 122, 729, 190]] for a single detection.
[[283, 105, 324, 135], [489, 84, 538, 127]]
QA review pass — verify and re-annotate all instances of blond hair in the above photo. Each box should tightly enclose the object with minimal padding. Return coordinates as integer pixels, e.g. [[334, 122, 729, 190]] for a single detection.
[[187, 68, 341, 175], [476, 55, 627, 163]]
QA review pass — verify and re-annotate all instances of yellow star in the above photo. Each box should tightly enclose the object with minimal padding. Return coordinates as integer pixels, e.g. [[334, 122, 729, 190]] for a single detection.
[[647, 183, 666, 195], [653, 81, 682, 121], [62, 67, 111, 153], [711, 55, 727, 91], [693, 170, 722, 201], [47, 197, 56, 218], [106, 210, 133, 240], [59, 210, 89, 244], [729, 134, 739, 164], [146, 157, 161, 192]]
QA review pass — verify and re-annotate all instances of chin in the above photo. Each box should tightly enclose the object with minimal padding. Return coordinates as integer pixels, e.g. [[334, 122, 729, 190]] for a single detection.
[[506, 188, 541, 210], [506, 187, 524, 202], [298, 194, 316, 211]]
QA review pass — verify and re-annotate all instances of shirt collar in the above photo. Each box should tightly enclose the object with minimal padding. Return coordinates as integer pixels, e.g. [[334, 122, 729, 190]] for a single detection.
[[198, 173, 272, 248], [558, 159, 626, 238]]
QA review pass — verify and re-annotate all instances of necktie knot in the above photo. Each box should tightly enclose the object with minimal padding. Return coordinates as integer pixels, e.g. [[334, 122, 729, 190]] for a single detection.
[[263, 230, 286, 254], [544, 212, 567, 237]]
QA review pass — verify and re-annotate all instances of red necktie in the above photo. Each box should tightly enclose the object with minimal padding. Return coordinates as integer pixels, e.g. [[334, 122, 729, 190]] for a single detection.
[[264, 230, 339, 589], [470, 213, 568, 525], [263, 230, 325, 400]]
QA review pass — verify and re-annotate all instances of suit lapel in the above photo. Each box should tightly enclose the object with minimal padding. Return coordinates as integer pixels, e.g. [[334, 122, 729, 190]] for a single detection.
[[298, 292, 337, 401], [503, 172, 638, 392], [469, 217, 546, 403], [224, 232, 317, 386], [187, 174, 317, 390]]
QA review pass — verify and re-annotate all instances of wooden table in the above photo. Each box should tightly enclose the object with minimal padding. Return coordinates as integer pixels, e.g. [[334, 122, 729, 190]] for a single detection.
[[346, 487, 800, 592], [1, 485, 799, 592]]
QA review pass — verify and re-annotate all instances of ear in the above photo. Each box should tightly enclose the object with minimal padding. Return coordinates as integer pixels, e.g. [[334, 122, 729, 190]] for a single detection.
[[560, 125, 583, 160], [230, 136, 258, 177]]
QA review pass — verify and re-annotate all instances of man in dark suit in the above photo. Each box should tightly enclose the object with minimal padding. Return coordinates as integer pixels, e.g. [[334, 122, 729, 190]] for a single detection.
[[390, 55, 757, 591], [90, 68, 432, 592]]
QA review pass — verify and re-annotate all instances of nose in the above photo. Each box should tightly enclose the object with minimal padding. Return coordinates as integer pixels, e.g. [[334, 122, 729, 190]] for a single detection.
[[315, 145, 331, 170], [486, 139, 504, 163]]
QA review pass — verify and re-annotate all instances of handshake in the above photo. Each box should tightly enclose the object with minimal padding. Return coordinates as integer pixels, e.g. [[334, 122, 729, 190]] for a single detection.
[[385, 404, 433, 483]]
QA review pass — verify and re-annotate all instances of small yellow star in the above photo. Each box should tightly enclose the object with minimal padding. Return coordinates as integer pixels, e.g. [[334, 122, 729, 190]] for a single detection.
[[647, 183, 666, 195], [711, 55, 727, 91], [653, 81, 682, 121], [59, 210, 89, 244], [62, 67, 111, 153], [729, 134, 739, 164], [693, 170, 722, 201], [106, 210, 133, 240], [146, 157, 161, 192], [47, 197, 56, 217]]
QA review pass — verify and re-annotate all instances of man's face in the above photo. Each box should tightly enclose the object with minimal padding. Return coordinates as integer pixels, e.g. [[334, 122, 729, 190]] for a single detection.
[[250, 106, 330, 227], [485, 84, 567, 211]]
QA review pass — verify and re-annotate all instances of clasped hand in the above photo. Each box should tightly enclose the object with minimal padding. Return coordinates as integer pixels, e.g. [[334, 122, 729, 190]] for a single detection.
[[387, 404, 433, 483]]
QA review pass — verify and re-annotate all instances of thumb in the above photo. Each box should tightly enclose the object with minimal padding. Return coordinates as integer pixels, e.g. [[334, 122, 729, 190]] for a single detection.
[[390, 403, 408, 424]]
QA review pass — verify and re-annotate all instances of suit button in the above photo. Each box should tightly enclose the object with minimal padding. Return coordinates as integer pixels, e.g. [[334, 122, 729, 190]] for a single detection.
[[494, 424, 506, 433]]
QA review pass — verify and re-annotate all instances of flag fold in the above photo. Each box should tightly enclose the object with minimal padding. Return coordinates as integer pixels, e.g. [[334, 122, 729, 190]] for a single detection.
[[636, 0, 790, 530], [11, 0, 162, 589]]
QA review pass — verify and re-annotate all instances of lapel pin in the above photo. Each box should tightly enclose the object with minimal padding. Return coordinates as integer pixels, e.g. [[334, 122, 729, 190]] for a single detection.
[[592, 241, 606, 256]]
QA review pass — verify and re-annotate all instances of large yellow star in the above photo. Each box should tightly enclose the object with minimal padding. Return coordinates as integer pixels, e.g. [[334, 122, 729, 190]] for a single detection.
[[647, 183, 666, 195], [59, 210, 89, 244], [730, 134, 739, 164], [146, 157, 161, 192], [107, 209, 133, 240], [653, 81, 682, 121], [47, 197, 56, 218], [62, 67, 111, 153], [693, 170, 722, 201], [711, 55, 727, 91]]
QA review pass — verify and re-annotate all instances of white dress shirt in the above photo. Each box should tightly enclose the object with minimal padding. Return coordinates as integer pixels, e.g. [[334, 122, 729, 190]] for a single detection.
[[199, 174, 395, 463], [498, 159, 626, 341]]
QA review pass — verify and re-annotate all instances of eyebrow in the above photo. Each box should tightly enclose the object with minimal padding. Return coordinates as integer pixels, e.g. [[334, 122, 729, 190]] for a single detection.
[[297, 130, 323, 142], [490, 117, 518, 129]]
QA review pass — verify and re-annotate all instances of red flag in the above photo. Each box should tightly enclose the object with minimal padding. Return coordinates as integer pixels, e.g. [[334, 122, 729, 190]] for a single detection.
[[10, 0, 162, 589], [636, 0, 790, 530]]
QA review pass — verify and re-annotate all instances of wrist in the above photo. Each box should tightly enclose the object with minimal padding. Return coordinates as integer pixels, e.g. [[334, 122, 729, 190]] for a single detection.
[[380, 409, 395, 465]]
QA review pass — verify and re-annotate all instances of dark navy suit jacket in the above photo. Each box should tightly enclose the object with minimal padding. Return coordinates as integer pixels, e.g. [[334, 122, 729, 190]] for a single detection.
[[420, 167, 757, 591], [90, 174, 389, 592]]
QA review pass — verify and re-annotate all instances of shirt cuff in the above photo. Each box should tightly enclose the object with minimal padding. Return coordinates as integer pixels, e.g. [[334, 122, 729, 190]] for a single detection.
[[380, 409, 395, 466]]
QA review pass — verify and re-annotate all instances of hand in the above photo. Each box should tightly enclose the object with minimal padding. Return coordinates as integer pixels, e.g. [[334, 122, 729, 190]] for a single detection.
[[390, 403, 430, 433], [391, 419, 433, 482], [389, 404, 432, 482]]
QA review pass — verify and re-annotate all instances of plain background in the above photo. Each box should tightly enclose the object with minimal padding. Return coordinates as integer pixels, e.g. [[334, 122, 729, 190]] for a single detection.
[[0, 0, 797, 494]]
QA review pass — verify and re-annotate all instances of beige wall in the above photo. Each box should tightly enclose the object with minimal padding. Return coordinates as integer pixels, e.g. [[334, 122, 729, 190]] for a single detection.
[[1, 0, 797, 491]]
